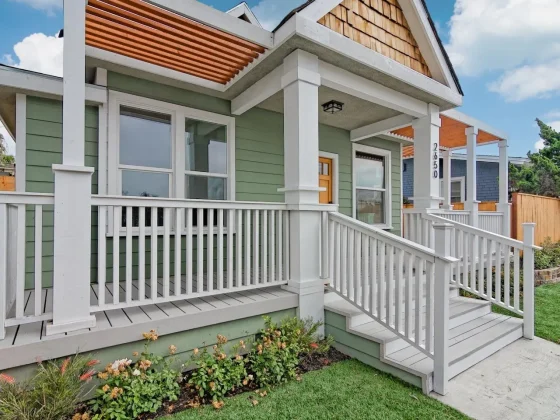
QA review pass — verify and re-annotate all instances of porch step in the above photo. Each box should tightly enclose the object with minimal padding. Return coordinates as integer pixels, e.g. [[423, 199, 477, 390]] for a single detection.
[[324, 293, 523, 394]]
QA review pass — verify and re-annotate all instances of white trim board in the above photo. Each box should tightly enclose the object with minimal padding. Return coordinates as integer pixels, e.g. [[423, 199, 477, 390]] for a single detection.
[[442, 109, 508, 141], [319, 151, 340, 205], [0, 65, 106, 104], [146, 0, 273, 48], [440, 176, 465, 203], [352, 143, 392, 230], [351, 114, 416, 142]]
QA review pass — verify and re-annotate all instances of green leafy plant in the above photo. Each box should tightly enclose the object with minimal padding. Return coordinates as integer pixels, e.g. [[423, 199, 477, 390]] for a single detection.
[[535, 238, 560, 270], [88, 330, 180, 420], [188, 334, 248, 406], [0, 355, 98, 420], [248, 316, 330, 388]]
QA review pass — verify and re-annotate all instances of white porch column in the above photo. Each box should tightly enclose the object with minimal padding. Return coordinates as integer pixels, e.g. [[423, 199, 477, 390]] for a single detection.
[[465, 126, 479, 227], [279, 50, 324, 332], [441, 149, 453, 210], [47, 0, 96, 335], [497, 139, 510, 236], [412, 104, 441, 210]]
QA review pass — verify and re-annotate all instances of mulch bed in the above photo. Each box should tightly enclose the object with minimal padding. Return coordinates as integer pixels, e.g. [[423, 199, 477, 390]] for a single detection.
[[139, 347, 349, 419]]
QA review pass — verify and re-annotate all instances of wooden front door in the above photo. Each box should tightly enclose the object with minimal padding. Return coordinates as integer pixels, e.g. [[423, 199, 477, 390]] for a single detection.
[[319, 157, 333, 204]]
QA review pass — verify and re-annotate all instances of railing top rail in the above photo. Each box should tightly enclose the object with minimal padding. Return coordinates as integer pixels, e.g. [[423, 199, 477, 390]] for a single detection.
[[91, 194, 297, 211], [425, 213, 541, 251], [479, 211, 504, 216], [329, 212, 456, 264], [0, 192, 55, 205]]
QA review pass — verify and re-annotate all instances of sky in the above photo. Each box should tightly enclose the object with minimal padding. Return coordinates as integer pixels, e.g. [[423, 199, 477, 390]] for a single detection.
[[1, 0, 559, 158]]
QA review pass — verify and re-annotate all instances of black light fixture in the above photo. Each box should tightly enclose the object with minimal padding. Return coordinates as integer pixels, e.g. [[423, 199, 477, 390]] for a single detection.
[[322, 100, 344, 114]]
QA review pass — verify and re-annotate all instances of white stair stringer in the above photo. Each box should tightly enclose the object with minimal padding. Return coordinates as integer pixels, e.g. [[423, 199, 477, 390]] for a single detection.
[[324, 291, 524, 394]]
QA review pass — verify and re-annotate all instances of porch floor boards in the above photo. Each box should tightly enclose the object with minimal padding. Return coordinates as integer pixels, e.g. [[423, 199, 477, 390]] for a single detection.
[[0, 280, 298, 371]]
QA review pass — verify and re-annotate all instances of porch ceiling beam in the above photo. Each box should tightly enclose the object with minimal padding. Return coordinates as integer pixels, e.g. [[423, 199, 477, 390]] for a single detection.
[[442, 109, 508, 140], [0, 65, 106, 104], [86, 46, 226, 92], [319, 61, 428, 118], [350, 114, 416, 142], [231, 65, 283, 115], [144, 0, 273, 48]]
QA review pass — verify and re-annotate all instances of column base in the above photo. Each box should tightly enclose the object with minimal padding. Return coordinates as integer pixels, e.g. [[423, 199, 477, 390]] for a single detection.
[[283, 279, 325, 336], [46, 315, 96, 336], [411, 196, 442, 210]]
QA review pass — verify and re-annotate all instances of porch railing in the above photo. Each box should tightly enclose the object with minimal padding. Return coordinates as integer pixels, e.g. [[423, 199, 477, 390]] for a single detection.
[[90, 196, 292, 312], [0, 193, 54, 339], [403, 209, 538, 339], [321, 211, 456, 393]]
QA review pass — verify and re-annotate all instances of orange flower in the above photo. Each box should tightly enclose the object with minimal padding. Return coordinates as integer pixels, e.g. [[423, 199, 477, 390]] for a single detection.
[[132, 351, 139, 357], [79, 370, 95, 382], [60, 357, 71, 375], [102, 384, 110, 393], [310, 343, 319, 350], [169, 345, 177, 355], [87, 359, 100, 367], [217, 334, 228, 345], [139, 359, 152, 371], [97, 372, 109, 380], [193, 348, 199, 355], [212, 400, 224, 410], [0, 373, 15, 384]]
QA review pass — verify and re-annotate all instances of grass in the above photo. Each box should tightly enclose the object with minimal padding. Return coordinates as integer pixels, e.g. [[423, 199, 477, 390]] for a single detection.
[[168, 360, 469, 420], [493, 282, 560, 344]]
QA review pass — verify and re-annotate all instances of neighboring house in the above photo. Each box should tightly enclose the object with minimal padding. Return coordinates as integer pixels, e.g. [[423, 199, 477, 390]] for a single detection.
[[403, 154, 530, 203], [0, 0, 537, 397]]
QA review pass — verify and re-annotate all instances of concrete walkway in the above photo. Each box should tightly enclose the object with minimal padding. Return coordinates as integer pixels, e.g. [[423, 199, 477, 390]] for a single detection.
[[432, 338, 560, 420]]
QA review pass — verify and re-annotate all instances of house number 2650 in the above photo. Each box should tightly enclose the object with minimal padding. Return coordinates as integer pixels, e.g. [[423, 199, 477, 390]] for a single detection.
[[432, 143, 439, 178]]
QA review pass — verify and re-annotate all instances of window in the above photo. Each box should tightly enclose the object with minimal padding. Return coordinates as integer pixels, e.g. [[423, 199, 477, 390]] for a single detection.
[[353, 145, 391, 228], [107, 92, 236, 231], [440, 177, 465, 203]]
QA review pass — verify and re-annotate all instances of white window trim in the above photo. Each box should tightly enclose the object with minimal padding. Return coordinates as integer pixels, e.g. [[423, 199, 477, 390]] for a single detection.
[[440, 176, 465, 203], [352, 143, 392, 230], [106, 91, 236, 235], [318, 151, 339, 205]]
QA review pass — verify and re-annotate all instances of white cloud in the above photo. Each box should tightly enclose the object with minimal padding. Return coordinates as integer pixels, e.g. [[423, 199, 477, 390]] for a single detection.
[[0, 123, 15, 157], [3, 33, 63, 77], [488, 59, 560, 102], [252, 0, 305, 31], [445, 0, 560, 101], [535, 139, 545, 151], [10, 0, 61, 15], [545, 110, 560, 119], [547, 121, 560, 131]]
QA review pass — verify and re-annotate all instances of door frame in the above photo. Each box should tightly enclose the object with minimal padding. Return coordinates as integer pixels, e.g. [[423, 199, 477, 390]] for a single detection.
[[319, 151, 339, 205]]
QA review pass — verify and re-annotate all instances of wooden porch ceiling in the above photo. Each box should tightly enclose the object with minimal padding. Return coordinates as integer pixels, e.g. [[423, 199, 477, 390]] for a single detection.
[[85, 0, 266, 84], [398, 115, 503, 158]]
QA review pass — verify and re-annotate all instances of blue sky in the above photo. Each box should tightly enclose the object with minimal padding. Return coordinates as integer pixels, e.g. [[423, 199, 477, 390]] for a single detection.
[[1, 0, 559, 158]]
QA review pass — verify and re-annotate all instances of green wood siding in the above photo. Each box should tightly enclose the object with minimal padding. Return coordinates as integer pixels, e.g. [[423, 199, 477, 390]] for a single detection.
[[24, 73, 402, 285]]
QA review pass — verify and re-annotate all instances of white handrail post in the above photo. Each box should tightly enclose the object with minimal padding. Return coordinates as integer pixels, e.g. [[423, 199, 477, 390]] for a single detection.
[[0, 204, 7, 340], [47, 0, 96, 335], [497, 139, 510, 237], [465, 126, 479, 228], [522, 223, 535, 339], [433, 222, 452, 395], [279, 50, 325, 335]]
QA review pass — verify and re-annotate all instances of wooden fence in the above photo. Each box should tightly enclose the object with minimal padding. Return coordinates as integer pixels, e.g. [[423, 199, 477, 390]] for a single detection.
[[0, 176, 15, 192], [512, 193, 560, 245], [403, 201, 498, 211]]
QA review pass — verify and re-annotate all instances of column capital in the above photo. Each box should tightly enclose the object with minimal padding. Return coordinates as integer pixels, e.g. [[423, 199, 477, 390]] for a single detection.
[[465, 126, 479, 136], [498, 139, 509, 148], [282, 49, 321, 89]]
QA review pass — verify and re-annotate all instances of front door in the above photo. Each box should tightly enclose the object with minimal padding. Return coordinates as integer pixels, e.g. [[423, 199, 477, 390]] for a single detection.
[[319, 157, 333, 204]]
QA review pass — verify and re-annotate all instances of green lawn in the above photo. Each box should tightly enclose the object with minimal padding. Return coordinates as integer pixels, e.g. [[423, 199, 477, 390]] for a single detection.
[[169, 360, 469, 420], [493, 283, 560, 343]]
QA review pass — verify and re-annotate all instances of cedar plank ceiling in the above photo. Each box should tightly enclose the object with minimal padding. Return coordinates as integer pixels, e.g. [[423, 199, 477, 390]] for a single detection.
[[85, 0, 266, 84], [319, 0, 432, 77], [399, 115, 503, 158]]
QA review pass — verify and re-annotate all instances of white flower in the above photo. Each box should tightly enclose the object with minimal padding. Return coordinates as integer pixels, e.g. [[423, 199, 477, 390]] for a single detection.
[[132, 369, 141, 376], [111, 358, 133, 370]]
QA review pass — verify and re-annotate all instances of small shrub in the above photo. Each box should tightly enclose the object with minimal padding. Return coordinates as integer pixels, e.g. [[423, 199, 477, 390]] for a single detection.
[[535, 238, 560, 270], [188, 334, 248, 404], [0, 355, 98, 420], [248, 316, 329, 388], [88, 330, 180, 420]]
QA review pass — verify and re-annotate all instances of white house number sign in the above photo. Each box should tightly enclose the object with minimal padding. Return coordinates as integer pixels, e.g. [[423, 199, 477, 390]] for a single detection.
[[432, 143, 439, 178]]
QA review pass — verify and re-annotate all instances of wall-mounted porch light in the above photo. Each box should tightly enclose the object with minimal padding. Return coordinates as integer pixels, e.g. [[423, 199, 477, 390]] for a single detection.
[[322, 100, 344, 114]]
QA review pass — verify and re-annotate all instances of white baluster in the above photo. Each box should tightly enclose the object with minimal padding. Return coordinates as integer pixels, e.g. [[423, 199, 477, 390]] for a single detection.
[[34, 205, 43, 316], [196, 208, 204, 293], [113, 206, 121, 305], [217, 209, 224, 290], [138, 207, 145, 301], [227, 209, 234, 289], [98, 206, 107, 306], [207, 209, 214, 292], [151, 207, 158, 300], [186, 208, 193, 295], [252, 210, 259, 285], [175, 208, 183, 296], [125, 206, 133, 303]]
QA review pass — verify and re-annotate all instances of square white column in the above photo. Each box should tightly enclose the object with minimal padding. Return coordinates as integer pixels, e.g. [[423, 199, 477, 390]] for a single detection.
[[441, 150, 453, 210], [412, 104, 442, 210], [278, 50, 325, 332], [497, 139, 510, 236], [47, 0, 96, 335], [465, 126, 479, 227]]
